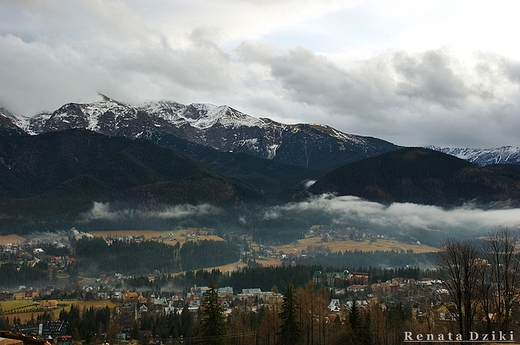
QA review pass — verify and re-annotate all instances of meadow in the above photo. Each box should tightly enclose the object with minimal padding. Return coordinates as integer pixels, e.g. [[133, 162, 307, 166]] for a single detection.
[[0, 299, 118, 323]]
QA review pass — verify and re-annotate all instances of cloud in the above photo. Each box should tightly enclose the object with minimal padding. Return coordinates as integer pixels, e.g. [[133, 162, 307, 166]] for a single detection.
[[77, 196, 520, 246], [236, 43, 520, 147], [393, 49, 468, 108], [260, 194, 520, 235], [83, 202, 222, 221], [1, 1, 520, 148], [238, 44, 504, 113]]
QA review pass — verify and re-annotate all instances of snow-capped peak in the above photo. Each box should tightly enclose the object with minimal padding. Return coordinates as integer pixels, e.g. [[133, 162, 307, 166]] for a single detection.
[[427, 145, 520, 166], [139, 101, 266, 130], [7, 96, 400, 170]]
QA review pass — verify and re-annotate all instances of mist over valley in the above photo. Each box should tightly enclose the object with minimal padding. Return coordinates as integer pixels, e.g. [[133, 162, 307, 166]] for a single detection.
[[1, 105, 519, 248]]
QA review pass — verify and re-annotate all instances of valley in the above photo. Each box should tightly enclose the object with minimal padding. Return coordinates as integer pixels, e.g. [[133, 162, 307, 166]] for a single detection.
[[1, 97, 519, 344]]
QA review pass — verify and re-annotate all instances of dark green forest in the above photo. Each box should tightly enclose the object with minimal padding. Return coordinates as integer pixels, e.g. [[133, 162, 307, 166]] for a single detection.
[[0, 261, 49, 285], [73, 237, 240, 275]]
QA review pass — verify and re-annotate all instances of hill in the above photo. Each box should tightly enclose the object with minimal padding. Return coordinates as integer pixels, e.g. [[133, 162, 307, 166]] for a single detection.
[[148, 132, 324, 200], [308, 147, 520, 207], [0, 129, 265, 233]]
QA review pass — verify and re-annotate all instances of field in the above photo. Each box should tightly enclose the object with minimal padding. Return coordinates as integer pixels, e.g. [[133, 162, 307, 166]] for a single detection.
[[0, 229, 224, 247], [252, 237, 439, 267], [0, 299, 118, 323], [170, 260, 248, 276], [255, 257, 283, 267], [0, 234, 25, 245], [89, 228, 223, 246], [272, 237, 438, 255]]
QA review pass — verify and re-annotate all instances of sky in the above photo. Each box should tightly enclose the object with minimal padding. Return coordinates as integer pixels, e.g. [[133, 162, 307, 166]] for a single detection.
[[1, 0, 520, 148]]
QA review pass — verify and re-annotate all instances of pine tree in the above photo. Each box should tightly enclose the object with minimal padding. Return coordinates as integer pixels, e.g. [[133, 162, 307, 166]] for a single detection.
[[349, 301, 364, 345], [349, 301, 361, 333], [277, 284, 301, 345], [200, 282, 227, 345]]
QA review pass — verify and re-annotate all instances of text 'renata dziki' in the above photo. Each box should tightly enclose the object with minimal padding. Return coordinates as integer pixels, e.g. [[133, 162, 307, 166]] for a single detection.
[[404, 331, 514, 342]]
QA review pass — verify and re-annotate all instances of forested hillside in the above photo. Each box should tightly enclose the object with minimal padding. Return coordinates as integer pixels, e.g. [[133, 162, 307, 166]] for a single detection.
[[309, 147, 520, 207], [0, 129, 264, 233]]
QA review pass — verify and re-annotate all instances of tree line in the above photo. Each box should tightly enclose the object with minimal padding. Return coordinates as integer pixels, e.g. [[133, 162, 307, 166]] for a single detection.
[[130, 264, 430, 293], [73, 237, 240, 275]]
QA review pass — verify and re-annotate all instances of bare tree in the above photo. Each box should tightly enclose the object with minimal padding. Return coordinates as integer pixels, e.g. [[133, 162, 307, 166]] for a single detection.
[[483, 229, 520, 333], [437, 238, 483, 340]]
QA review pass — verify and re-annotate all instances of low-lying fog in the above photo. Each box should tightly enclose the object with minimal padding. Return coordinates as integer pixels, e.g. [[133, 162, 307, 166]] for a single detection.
[[80, 194, 520, 246]]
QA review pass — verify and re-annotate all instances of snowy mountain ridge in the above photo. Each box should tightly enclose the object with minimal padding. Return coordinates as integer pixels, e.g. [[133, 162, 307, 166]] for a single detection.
[[427, 145, 520, 166], [5, 96, 398, 171], [3, 95, 519, 169]]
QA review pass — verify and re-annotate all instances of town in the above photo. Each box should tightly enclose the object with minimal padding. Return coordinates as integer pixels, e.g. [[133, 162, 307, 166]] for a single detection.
[[1, 228, 519, 345]]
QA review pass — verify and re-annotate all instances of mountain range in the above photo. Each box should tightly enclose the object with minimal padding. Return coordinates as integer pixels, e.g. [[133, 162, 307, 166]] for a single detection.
[[3, 96, 519, 168], [427, 145, 520, 166], [4, 96, 400, 171], [1, 96, 520, 235]]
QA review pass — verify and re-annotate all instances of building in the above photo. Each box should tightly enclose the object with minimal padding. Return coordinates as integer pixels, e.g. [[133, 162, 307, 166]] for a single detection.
[[10, 321, 66, 340], [312, 270, 352, 286]]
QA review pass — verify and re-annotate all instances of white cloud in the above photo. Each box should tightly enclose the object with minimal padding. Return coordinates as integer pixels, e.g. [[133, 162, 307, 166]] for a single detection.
[[261, 194, 520, 235], [83, 202, 222, 221]]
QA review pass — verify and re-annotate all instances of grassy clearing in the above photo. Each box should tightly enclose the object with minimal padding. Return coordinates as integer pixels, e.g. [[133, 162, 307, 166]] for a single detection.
[[89, 228, 224, 246], [0, 299, 118, 323], [0, 234, 25, 245], [0, 300, 39, 313], [171, 260, 247, 277], [271, 237, 438, 255], [0, 229, 225, 247]]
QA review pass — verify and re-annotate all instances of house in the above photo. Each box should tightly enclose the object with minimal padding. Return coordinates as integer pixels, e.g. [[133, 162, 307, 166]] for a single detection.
[[56, 335, 72, 345], [122, 291, 139, 302], [39, 300, 58, 309], [328, 299, 341, 312], [218, 286, 234, 295], [350, 272, 369, 284], [344, 300, 369, 310], [312, 270, 352, 286], [241, 288, 262, 296], [139, 305, 149, 314], [346, 285, 367, 293]]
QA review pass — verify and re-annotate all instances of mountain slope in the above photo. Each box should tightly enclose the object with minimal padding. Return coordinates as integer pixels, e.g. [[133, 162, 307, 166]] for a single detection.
[[0, 129, 265, 230], [428, 146, 520, 166], [146, 131, 324, 199], [0, 111, 26, 136], [308, 147, 520, 207], [13, 97, 400, 171]]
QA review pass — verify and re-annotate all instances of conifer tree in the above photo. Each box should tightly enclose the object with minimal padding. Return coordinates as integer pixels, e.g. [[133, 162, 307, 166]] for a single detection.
[[277, 284, 301, 345], [349, 301, 361, 332], [200, 282, 227, 345]]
